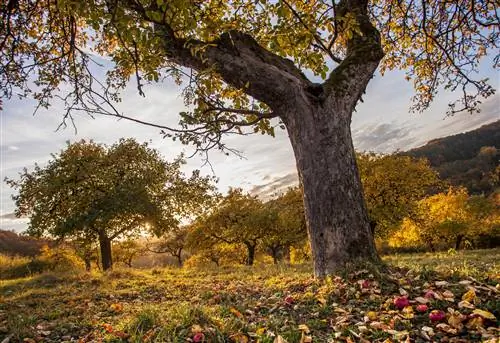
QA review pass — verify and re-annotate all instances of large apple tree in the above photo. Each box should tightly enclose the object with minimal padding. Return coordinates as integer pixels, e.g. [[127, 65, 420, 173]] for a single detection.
[[6, 139, 216, 270], [1, 0, 498, 276]]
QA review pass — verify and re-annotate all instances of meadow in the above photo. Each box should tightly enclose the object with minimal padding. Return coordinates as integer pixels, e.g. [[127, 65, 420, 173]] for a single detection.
[[1, 249, 499, 343]]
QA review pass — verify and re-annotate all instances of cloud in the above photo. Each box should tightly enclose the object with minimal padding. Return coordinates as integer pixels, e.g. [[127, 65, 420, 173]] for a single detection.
[[0, 212, 18, 219], [352, 122, 420, 153], [249, 173, 298, 199]]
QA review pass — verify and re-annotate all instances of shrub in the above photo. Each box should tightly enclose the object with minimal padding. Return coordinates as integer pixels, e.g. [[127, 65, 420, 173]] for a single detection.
[[0, 245, 82, 279]]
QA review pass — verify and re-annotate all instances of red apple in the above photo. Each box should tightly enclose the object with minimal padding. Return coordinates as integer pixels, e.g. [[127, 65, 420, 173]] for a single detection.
[[429, 310, 446, 322], [393, 296, 410, 310], [424, 290, 436, 299], [416, 304, 429, 313], [193, 332, 205, 342]]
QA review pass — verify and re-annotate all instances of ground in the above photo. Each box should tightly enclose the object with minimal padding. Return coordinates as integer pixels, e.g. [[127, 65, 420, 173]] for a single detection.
[[0, 249, 499, 343]]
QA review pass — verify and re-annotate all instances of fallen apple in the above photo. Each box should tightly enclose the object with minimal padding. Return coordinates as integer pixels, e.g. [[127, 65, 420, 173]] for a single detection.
[[429, 310, 446, 322], [393, 296, 410, 310], [416, 304, 429, 312]]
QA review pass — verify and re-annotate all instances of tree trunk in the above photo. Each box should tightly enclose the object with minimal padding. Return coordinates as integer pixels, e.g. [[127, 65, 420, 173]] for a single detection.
[[210, 257, 220, 267], [175, 248, 183, 267], [270, 246, 280, 265], [99, 233, 113, 271], [284, 100, 379, 278], [283, 245, 291, 265], [84, 256, 91, 272], [455, 235, 464, 250], [244, 241, 256, 266]]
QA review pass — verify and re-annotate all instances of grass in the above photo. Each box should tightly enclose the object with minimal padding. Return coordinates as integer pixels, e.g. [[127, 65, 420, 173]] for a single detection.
[[0, 249, 499, 342]]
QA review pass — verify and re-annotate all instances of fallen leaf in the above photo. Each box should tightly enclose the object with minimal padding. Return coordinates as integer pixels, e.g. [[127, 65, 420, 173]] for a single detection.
[[414, 297, 429, 304], [458, 300, 475, 309], [436, 323, 457, 335], [230, 333, 249, 343], [472, 309, 496, 321], [109, 302, 123, 313], [230, 307, 243, 318], [274, 335, 288, 343], [298, 324, 310, 334], [461, 289, 477, 303], [442, 290, 455, 301], [191, 324, 203, 333], [447, 309, 466, 330], [466, 316, 484, 329], [366, 311, 378, 321]]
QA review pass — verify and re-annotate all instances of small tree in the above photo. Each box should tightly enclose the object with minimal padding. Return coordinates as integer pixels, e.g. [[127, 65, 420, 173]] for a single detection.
[[113, 239, 145, 267], [195, 189, 266, 266], [147, 226, 188, 267], [390, 187, 499, 251], [262, 188, 308, 264], [6, 139, 215, 270]]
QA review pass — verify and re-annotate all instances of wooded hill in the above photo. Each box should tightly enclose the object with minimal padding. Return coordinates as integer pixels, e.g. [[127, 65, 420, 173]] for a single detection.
[[0, 230, 50, 256], [404, 120, 499, 195]]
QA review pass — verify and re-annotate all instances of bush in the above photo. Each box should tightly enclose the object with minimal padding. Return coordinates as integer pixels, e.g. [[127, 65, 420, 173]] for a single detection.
[[0, 245, 82, 279]]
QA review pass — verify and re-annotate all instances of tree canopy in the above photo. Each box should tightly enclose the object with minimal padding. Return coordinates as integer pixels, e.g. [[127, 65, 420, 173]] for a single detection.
[[6, 138, 216, 269], [358, 153, 442, 237], [1, 0, 497, 143]]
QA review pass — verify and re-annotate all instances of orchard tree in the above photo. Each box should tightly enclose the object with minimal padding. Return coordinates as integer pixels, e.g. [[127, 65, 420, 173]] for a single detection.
[[147, 226, 189, 266], [263, 187, 308, 264], [358, 153, 442, 237], [1, 0, 498, 276], [197, 189, 265, 266], [6, 139, 215, 270], [112, 239, 145, 267]]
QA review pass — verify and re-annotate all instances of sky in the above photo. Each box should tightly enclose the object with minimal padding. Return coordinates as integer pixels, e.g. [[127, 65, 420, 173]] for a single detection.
[[1, 60, 499, 233]]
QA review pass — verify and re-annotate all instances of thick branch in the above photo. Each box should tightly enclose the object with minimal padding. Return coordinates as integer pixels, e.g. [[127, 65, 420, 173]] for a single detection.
[[323, 0, 384, 110], [155, 26, 311, 112]]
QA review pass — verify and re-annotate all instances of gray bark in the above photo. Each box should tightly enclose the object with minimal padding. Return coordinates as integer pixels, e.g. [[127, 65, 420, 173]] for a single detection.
[[284, 99, 379, 277]]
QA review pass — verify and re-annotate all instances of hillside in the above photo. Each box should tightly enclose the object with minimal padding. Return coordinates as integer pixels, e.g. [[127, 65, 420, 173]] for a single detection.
[[405, 120, 499, 195], [406, 120, 500, 166], [0, 230, 49, 256]]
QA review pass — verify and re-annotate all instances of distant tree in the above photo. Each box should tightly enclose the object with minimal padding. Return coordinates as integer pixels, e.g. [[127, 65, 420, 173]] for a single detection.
[[6, 139, 215, 270], [391, 187, 499, 251], [112, 239, 145, 267], [186, 221, 247, 267], [194, 189, 265, 266], [358, 153, 442, 238], [147, 226, 188, 267], [262, 187, 308, 264]]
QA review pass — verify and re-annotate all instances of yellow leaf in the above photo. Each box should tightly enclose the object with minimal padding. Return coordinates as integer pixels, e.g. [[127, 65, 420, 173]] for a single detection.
[[466, 316, 484, 329], [367, 311, 378, 321], [298, 324, 310, 333], [109, 302, 123, 312], [472, 309, 496, 320], [191, 324, 203, 333], [461, 289, 477, 303], [230, 333, 249, 343], [255, 327, 266, 335]]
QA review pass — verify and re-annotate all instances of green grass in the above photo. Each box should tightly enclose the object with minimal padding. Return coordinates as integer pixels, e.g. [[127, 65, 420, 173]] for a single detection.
[[0, 249, 499, 342]]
